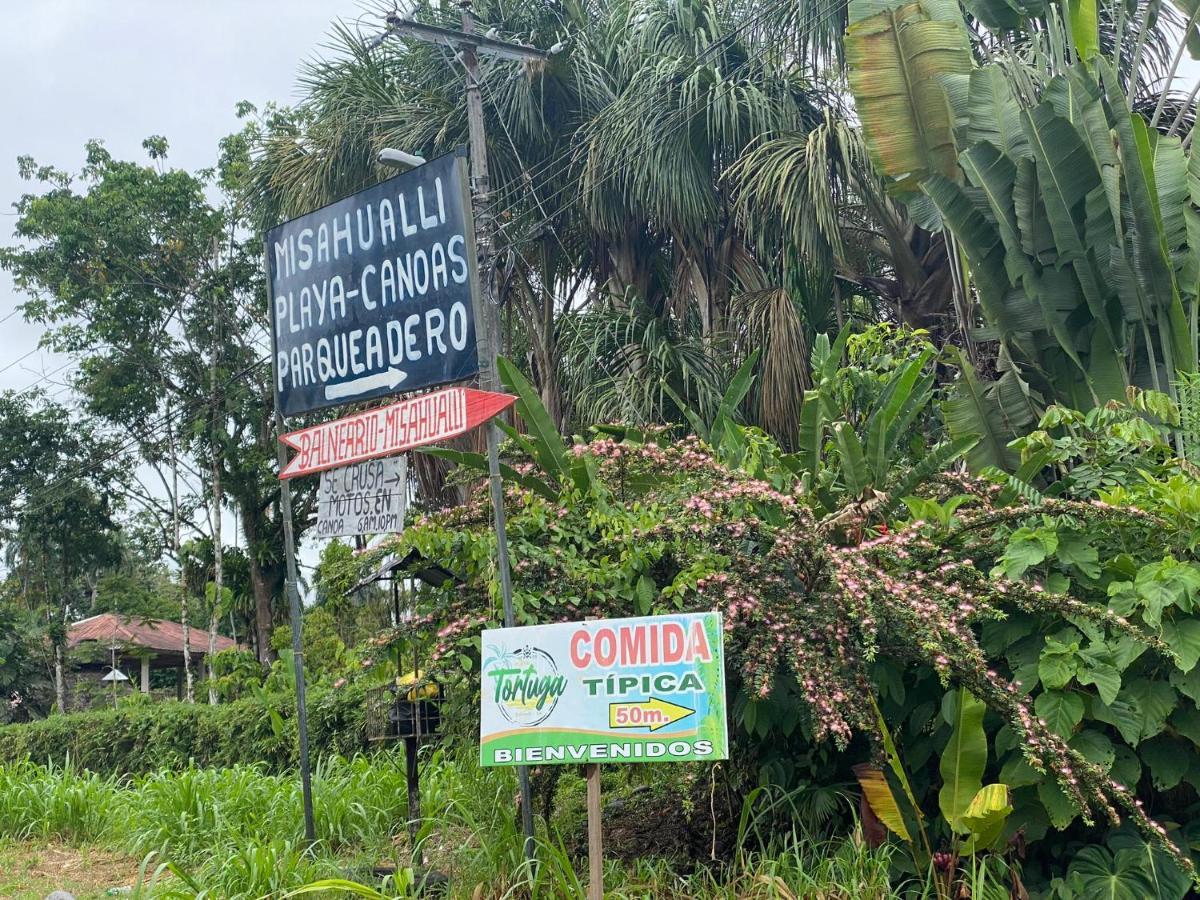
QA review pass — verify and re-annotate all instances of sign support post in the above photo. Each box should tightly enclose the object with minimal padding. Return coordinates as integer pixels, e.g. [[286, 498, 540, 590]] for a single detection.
[[586, 762, 602, 900], [274, 407, 317, 843]]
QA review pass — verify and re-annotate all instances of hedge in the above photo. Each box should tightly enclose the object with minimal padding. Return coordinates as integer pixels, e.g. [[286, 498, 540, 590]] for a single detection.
[[0, 682, 367, 775]]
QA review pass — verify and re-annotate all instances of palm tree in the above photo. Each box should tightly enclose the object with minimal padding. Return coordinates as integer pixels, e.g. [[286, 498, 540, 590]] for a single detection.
[[246, 0, 853, 446]]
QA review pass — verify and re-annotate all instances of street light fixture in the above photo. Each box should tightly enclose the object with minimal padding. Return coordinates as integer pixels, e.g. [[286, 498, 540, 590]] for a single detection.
[[378, 148, 427, 170]]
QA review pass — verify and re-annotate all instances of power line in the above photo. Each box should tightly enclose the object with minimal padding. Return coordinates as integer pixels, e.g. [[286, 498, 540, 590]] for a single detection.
[[14, 356, 272, 522]]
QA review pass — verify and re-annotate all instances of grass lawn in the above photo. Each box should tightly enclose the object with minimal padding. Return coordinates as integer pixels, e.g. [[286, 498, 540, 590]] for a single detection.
[[0, 841, 150, 899]]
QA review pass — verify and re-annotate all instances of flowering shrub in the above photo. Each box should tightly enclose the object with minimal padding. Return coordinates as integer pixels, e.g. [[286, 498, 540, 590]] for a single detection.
[[368, 425, 1196, 886]]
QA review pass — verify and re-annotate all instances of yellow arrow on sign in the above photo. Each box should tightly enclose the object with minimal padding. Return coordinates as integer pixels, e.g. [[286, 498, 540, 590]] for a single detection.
[[608, 697, 695, 732]]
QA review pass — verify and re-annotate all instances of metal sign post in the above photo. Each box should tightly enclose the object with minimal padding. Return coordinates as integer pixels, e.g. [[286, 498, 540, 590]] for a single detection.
[[274, 406, 317, 843], [365, 2, 549, 864], [265, 249, 317, 843], [457, 4, 539, 863]]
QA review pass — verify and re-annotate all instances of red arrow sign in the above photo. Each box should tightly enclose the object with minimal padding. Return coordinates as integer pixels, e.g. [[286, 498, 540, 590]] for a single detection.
[[279, 387, 515, 480]]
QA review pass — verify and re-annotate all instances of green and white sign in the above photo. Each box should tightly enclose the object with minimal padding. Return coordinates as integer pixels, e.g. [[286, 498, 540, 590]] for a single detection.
[[479, 612, 728, 767]]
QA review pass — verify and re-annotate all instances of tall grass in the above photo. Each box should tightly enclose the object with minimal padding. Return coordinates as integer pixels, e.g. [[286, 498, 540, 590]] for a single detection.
[[0, 752, 923, 898], [0, 754, 411, 896]]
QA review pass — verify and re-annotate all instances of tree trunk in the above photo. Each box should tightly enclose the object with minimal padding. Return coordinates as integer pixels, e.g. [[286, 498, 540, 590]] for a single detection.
[[247, 545, 277, 666], [181, 591, 194, 703], [208, 480, 223, 704], [168, 395, 193, 702], [54, 642, 65, 714], [208, 274, 224, 705]]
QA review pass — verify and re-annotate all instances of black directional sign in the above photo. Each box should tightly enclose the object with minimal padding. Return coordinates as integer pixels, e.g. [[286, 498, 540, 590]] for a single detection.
[[266, 149, 480, 418]]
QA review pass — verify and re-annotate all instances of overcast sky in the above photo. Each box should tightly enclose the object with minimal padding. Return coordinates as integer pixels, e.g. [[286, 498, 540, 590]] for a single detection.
[[0, 1, 360, 395], [0, 2, 374, 580]]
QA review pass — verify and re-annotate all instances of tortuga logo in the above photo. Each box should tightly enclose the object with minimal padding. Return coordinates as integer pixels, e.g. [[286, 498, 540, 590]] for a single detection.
[[484, 644, 567, 727]]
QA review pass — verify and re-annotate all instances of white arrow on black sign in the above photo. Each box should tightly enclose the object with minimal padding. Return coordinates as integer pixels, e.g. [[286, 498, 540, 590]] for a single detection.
[[324, 367, 408, 401]]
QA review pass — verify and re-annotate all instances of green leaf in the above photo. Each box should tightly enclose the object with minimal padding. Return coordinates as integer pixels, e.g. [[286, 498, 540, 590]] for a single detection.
[[1170, 705, 1200, 747], [1170, 667, 1200, 704], [1107, 825, 1193, 900], [497, 356, 572, 488], [1003, 526, 1059, 578], [939, 687, 987, 833], [833, 422, 871, 497], [1037, 778, 1080, 830], [878, 436, 977, 522], [1066, 846, 1157, 900], [710, 350, 759, 447], [1056, 533, 1101, 579], [660, 380, 709, 441], [1035, 690, 1084, 737], [1136, 558, 1200, 626], [1111, 679, 1178, 743], [420, 447, 558, 501], [964, 66, 1029, 157], [1038, 641, 1077, 690], [941, 349, 1029, 471], [999, 751, 1043, 788], [1139, 735, 1191, 789], [1161, 619, 1200, 673], [1066, 0, 1099, 62], [1111, 744, 1143, 788], [961, 783, 1012, 851], [846, 0, 972, 196], [1077, 660, 1122, 705], [797, 390, 825, 485], [1070, 729, 1115, 772]]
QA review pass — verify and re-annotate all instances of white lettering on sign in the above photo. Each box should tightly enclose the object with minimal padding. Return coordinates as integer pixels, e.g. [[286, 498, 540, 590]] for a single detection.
[[278, 386, 517, 479], [317, 456, 408, 539], [267, 152, 480, 417]]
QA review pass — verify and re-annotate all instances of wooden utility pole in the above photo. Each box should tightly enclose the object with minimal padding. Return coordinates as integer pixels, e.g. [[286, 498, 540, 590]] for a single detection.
[[386, 3, 550, 863]]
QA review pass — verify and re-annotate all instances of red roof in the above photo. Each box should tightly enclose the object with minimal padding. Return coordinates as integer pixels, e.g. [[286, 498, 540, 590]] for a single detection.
[[67, 613, 239, 656]]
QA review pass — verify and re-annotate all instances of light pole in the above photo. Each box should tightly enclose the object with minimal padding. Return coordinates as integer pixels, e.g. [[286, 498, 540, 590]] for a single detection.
[[367, 5, 554, 863]]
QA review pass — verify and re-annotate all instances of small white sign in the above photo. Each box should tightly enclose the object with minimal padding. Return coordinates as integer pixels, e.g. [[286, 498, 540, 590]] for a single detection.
[[317, 455, 408, 539]]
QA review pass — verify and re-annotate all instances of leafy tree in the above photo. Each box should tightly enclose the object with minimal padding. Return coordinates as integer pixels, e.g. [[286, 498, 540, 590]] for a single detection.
[[0, 138, 315, 669], [246, 0, 850, 446], [0, 391, 124, 712]]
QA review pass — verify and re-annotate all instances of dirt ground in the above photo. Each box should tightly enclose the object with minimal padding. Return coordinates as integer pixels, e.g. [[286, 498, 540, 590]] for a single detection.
[[0, 842, 150, 900]]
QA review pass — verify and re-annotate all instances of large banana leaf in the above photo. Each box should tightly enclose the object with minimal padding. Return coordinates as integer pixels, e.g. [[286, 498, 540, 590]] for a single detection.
[[939, 687, 988, 833], [853, 763, 913, 840], [1066, 0, 1100, 62], [1100, 61, 1196, 376], [846, 0, 972, 197], [964, 67, 1030, 160], [1021, 101, 1121, 351], [942, 349, 1032, 470], [962, 783, 1013, 851], [922, 173, 1041, 339]]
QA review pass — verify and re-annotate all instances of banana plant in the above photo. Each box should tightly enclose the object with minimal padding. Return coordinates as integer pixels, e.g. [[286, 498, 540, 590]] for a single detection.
[[857, 690, 1013, 899], [847, 0, 1200, 471], [795, 331, 978, 521], [940, 688, 1013, 853]]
